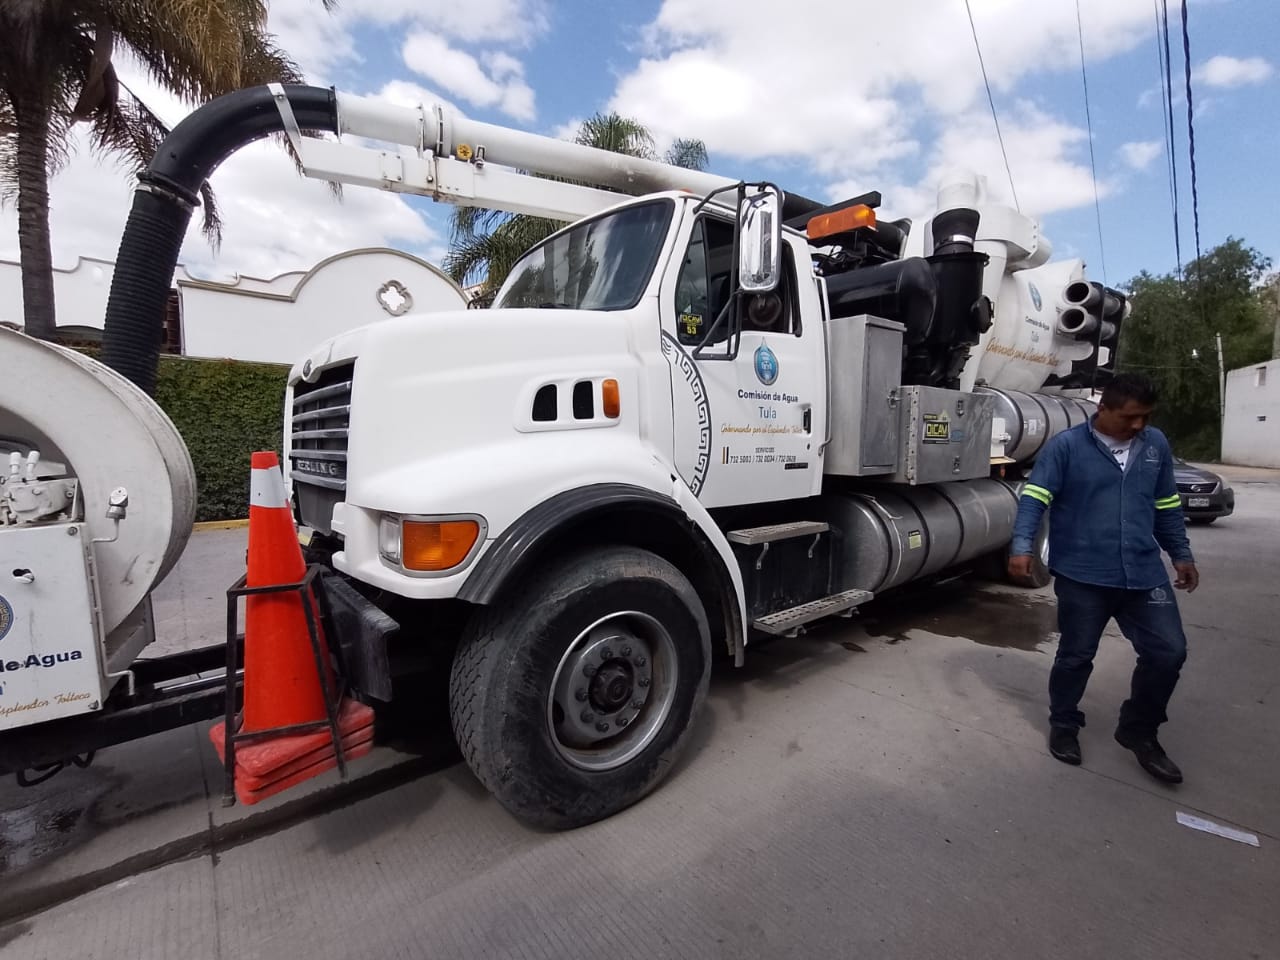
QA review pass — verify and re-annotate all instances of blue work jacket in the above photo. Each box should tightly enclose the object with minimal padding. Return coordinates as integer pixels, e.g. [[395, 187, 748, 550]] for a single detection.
[[1011, 418, 1194, 589]]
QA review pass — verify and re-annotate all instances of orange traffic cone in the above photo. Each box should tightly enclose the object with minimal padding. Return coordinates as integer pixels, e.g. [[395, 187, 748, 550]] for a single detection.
[[241, 450, 333, 731], [209, 452, 374, 805]]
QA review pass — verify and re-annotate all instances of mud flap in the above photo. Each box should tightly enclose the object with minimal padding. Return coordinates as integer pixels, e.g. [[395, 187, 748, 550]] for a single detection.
[[321, 571, 398, 702]]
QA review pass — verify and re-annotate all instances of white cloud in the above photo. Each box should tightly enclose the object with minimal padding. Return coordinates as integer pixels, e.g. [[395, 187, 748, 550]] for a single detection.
[[1119, 140, 1163, 171], [0, 63, 443, 285], [1194, 55, 1274, 89], [402, 33, 536, 121], [611, 1, 1158, 222], [609, 0, 1154, 217]]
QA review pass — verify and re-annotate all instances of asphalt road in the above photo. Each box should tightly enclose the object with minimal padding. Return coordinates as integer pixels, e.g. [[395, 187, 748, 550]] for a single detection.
[[2, 466, 1277, 959]]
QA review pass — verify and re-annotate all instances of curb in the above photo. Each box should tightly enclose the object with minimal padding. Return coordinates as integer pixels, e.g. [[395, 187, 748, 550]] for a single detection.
[[192, 518, 250, 532], [0, 751, 455, 927]]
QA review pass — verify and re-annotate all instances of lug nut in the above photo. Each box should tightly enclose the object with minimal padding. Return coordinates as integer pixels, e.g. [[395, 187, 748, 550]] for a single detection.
[[631, 699, 644, 709], [601, 647, 613, 660], [638, 678, 650, 688], [575, 688, 587, 702], [581, 710, 595, 723], [583, 663, 597, 678], [636, 656, 647, 667], [596, 721, 610, 733], [622, 646, 633, 657], [617, 716, 630, 727]]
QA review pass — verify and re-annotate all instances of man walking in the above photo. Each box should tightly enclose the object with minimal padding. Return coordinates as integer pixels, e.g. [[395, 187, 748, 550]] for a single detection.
[[1008, 373, 1198, 784]]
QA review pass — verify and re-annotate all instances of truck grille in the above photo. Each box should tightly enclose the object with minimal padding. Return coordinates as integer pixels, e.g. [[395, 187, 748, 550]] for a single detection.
[[290, 363, 352, 535]]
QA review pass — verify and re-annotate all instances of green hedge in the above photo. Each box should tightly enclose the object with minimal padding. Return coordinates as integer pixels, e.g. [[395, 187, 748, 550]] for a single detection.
[[152, 356, 290, 522]]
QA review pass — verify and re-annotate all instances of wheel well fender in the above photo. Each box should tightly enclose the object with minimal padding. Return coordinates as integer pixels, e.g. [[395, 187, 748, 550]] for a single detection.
[[458, 483, 745, 663]]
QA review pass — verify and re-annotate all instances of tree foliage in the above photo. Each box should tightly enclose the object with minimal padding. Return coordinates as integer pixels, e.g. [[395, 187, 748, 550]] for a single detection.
[[445, 112, 707, 302], [0, 0, 327, 340], [1118, 237, 1275, 459]]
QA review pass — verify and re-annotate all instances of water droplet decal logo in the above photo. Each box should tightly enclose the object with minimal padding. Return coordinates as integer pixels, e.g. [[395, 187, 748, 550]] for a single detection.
[[754, 341, 779, 386], [1029, 282, 1042, 311], [0, 595, 13, 643]]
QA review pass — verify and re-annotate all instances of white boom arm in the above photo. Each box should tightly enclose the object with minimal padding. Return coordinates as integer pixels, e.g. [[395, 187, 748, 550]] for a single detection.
[[272, 86, 743, 222]]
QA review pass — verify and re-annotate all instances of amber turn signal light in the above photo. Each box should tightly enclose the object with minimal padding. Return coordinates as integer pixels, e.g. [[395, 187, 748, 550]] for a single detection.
[[806, 204, 876, 241], [602, 379, 621, 418], [401, 519, 480, 571]]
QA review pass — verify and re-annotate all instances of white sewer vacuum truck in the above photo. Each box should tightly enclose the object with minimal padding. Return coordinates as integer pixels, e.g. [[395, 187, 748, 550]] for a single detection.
[[0, 84, 1128, 826]]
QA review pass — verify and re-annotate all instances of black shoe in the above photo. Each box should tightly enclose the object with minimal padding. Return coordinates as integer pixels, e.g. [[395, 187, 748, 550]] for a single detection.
[[1114, 729, 1183, 784], [1049, 727, 1081, 765]]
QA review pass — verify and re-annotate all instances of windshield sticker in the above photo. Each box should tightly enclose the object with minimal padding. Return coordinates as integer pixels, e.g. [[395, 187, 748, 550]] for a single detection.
[[679, 311, 703, 338]]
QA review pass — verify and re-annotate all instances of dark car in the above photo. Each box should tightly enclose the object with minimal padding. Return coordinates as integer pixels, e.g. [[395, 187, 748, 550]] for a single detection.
[[1173, 459, 1234, 524]]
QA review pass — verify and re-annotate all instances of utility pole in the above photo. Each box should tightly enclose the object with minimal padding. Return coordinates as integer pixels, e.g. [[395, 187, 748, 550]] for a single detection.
[[1215, 331, 1227, 463], [1270, 276, 1280, 360]]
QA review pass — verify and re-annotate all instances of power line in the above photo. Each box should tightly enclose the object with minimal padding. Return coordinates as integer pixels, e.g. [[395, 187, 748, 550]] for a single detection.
[[1179, 0, 1203, 268], [963, 0, 1020, 211], [1074, 0, 1108, 285], [1152, 0, 1180, 273], [1159, 0, 1184, 276]]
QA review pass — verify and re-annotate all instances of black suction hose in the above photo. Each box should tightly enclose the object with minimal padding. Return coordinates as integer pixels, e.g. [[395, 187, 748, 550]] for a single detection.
[[101, 84, 339, 393]]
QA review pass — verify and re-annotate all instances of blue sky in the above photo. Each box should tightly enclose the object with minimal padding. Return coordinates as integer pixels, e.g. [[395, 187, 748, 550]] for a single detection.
[[3, 0, 1276, 289]]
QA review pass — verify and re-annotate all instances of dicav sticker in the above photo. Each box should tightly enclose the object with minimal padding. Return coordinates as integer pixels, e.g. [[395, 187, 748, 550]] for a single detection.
[[907, 530, 924, 549], [680, 312, 703, 337], [922, 414, 950, 443]]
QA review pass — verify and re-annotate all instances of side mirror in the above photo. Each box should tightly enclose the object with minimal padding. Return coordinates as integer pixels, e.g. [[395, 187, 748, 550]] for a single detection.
[[739, 186, 782, 293]]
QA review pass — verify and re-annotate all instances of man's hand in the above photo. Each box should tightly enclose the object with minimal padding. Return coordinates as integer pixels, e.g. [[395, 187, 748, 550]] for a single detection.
[[1173, 562, 1199, 593], [1008, 554, 1034, 582]]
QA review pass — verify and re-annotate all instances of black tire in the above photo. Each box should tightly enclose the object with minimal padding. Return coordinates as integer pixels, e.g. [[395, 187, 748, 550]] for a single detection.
[[449, 546, 712, 829], [1188, 516, 1216, 525]]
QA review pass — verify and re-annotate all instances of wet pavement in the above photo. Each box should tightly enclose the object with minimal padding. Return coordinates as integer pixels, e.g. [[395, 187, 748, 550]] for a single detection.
[[1, 471, 1277, 958]]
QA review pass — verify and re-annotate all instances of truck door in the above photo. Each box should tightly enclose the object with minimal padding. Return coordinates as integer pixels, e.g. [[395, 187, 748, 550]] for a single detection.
[[659, 209, 825, 508]]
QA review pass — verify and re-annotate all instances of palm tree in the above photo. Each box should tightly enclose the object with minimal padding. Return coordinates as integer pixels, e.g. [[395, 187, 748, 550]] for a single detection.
[[0, 0, 331, 341], [445, 112, 708, 304]]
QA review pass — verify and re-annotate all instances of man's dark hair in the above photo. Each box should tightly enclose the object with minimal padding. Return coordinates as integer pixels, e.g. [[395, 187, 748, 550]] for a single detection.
[[1100, 372, 1158, 408]]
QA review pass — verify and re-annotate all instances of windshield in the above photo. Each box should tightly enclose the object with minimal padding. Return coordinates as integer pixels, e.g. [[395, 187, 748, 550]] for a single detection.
[[494, 199, 674, 311]]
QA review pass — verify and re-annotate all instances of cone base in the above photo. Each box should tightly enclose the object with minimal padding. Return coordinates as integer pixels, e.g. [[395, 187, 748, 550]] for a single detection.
[[210, 698, 375, 803], [229, 738, 375, 806]]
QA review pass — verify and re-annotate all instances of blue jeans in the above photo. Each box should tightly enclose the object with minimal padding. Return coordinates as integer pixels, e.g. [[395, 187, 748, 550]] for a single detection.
[[1050, 575, 1188, 737]]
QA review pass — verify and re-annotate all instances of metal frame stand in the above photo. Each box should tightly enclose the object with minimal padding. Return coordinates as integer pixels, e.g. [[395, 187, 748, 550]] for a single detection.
[[221, 564, 347, 807]]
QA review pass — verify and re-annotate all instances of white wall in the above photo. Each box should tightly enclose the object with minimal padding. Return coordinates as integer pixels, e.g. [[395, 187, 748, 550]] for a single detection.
[[1222, 359, 1280, 468], [176, 249, 468, 364], [0, 248, 469, 364], [0, 256, 115, 333]]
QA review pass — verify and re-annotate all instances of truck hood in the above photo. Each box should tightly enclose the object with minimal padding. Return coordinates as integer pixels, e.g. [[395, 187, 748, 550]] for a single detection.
[[288, 302, 671, 516]]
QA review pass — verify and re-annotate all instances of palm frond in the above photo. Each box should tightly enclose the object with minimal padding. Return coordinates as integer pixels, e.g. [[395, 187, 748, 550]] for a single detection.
[[664, 137, 708, 171]]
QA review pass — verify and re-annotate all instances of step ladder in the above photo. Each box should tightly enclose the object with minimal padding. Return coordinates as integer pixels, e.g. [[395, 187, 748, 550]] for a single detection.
[[752, 588, 875, 637], [725, 521, 874, 636]]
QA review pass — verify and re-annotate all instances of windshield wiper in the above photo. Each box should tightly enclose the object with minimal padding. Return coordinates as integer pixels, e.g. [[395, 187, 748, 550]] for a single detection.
[[537, 301, 573, 309]]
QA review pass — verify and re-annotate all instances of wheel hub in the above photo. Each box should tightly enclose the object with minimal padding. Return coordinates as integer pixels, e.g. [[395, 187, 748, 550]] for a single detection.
[[548, 613, 672, 770], [589, 661, 635, 712]]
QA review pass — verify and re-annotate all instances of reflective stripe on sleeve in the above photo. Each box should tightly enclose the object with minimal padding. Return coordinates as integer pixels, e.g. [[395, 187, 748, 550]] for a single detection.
[[1155, 494, 1183, 510], [1023, 484, 1053, 506]]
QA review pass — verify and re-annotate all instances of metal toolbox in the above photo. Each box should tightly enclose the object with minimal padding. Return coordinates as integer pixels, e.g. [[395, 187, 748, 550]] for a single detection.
[[891, 386, 995, 484], [825, 314, 905, 477]]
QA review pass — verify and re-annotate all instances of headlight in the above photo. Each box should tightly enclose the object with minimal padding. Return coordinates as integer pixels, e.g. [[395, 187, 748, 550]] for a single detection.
[[378, 515, 484, 573], [378, 515, 402, 563]]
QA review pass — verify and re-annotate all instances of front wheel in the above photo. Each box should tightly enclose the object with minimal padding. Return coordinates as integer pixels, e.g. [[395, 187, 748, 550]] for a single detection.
[[449, 546, 712, 829]]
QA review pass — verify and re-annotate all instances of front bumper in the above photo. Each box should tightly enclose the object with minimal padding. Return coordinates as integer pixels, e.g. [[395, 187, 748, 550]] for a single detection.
[[1180, 487, 1234, 519]]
